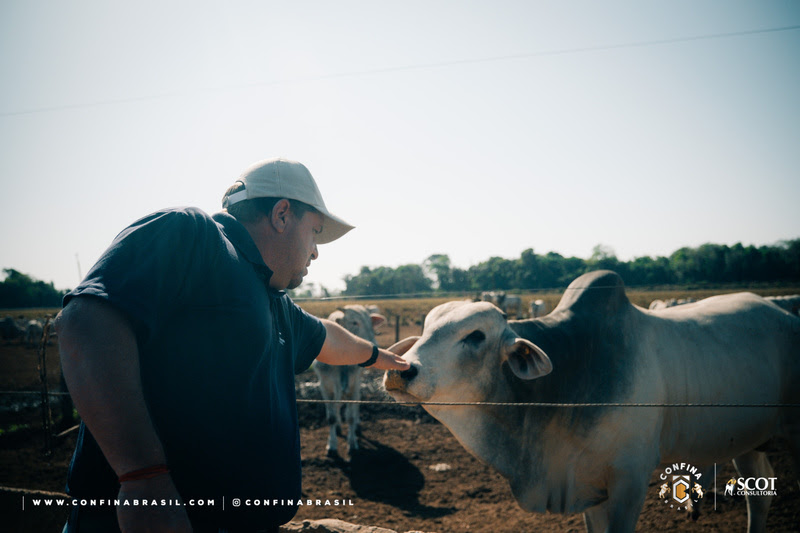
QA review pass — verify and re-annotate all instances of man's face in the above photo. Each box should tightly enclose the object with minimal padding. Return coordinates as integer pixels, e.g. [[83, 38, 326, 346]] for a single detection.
[[244, 200, 325, 290], [281, 208, 324, 290]]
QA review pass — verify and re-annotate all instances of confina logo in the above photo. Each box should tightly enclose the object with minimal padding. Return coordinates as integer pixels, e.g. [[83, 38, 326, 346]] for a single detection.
[[656, 462, 704, 512]]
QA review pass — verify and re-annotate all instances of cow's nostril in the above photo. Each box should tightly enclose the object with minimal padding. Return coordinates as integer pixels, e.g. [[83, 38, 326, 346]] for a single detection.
[[400, 365, 418, 381]]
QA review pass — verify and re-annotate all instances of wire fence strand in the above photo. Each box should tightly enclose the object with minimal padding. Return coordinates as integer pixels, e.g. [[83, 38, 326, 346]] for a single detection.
[[299, 399, 800, 408], [3, 391, 799, 408]]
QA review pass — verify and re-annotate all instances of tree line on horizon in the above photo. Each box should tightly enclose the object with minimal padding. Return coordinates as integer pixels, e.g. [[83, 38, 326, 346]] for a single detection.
[[0, 269, 68, 309], [341, 239, 800, 297], [3, 239, 799, 307]]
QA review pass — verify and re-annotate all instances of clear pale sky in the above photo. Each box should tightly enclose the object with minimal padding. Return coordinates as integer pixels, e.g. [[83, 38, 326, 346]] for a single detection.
[[1, 1, 798, 294]]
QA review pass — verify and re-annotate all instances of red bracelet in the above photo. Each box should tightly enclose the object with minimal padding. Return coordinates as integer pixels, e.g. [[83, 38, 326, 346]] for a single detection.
[[118, 464, 170, 483]]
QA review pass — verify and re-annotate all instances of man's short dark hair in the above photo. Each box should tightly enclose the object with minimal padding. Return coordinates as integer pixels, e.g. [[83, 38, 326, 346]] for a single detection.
[[223, 183, 316, 223]]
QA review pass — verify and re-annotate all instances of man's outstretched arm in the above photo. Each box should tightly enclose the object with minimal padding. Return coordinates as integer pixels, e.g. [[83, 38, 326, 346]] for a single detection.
[[316, 318, 410, 370]]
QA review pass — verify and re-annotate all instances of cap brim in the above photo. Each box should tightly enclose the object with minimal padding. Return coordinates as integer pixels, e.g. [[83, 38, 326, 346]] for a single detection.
[[317, 211, 355, 244]]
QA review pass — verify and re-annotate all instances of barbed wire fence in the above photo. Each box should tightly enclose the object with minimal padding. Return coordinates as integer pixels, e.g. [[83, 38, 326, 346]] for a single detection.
[[3, 390, 799, 457], [1, 283, 798, 499], [3, 340, 800, 501]]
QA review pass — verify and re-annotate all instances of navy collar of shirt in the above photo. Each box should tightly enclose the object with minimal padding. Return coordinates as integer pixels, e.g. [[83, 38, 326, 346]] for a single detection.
[[212, 211, 286, 299]]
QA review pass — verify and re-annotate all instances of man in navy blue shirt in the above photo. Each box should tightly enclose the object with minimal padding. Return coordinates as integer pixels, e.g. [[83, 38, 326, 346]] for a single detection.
[[56, 158, 410, 533]]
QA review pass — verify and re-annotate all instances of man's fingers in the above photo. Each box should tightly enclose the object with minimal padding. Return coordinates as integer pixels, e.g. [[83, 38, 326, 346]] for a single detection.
[[376, 349, 410, 371]]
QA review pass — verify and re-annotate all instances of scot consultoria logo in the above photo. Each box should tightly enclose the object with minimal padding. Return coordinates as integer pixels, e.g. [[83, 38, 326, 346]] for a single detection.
[[656, 462, 704, 512], [726, 475, 778, 497], [724, 478, 737, 497]]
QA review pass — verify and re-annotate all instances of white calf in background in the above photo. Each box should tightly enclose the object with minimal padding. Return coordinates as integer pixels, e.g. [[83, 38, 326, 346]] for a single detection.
[[529, 299, 547, 318], [24, 319, 44, 347], [313, 305, 386, 456]]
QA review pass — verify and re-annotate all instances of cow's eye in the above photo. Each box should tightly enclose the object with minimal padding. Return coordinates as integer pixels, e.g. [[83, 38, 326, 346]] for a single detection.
[[462, 330, 485, 346]]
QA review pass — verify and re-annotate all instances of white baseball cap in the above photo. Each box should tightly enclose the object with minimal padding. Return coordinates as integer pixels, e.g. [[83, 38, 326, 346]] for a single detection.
[[223, 158, 355, 244]]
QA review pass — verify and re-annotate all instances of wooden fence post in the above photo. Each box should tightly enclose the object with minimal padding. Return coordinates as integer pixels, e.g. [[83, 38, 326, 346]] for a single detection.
[[37, 320, 53, 456]]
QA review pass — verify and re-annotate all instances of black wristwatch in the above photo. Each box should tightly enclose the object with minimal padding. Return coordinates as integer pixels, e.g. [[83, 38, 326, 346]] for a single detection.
[[358, 344, 380, 367]]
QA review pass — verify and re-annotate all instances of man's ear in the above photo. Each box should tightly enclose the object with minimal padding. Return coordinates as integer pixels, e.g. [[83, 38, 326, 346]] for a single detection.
[[271, 199, 292, 233]]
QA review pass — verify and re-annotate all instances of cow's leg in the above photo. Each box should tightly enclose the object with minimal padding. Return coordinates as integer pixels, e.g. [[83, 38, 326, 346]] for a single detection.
[[732, 450, 774, 533], [687, 465, 715, 521], [583, 502, 608, 533], [316, 366, 343, 456], [602, 472, 649, 533], [583, 480, 646, 533], [782, 399, 800, 488], [344, 369, 362, 454], [789, 429, 800, 490], [328, 395, 345, 457], [326, 411, 339, 456]]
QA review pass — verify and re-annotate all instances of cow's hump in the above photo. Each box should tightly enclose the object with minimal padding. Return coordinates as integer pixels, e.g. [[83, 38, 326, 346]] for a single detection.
[[553, 270, 630, 316]]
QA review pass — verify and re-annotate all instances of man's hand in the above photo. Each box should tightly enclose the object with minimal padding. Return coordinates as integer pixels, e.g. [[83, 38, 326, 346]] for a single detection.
[[317, 319, 410, 371], [117, 475, 193, 532], [368, 347, 411, 371]]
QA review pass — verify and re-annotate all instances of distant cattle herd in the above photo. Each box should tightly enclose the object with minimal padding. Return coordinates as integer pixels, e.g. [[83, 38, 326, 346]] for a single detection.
[[0, 315, 56, 347], [650, 294, 800, 315], [479, 291, 545, 319]]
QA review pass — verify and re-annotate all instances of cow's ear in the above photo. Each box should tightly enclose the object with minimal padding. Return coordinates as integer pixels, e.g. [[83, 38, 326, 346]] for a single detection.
[[506, 338, 552, 380], [371, 314, 387, 329], [388, 336, 420, 356], [329, 309, 345, 325]]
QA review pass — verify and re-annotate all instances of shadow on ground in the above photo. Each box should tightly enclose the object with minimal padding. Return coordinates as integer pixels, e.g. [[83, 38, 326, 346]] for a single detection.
[[320, 437, 456, 519]]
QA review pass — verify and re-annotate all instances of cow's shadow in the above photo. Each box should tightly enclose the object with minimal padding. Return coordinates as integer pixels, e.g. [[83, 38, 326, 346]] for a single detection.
[[335, 437, 455, 518]]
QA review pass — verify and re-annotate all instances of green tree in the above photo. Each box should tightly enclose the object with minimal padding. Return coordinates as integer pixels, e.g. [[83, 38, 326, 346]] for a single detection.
[[341, 238, 800, 297], [423, 254, 452, 291], [626, 256, 673, 286], [343, 264, 433, 296], [468, 256, 516, 291], [587, 244, 625, 277], [0, 269, 68, 308], [514, 248, 541, 289]]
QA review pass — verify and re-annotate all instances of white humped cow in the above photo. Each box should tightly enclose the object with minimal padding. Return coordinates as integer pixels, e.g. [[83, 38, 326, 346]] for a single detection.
[[1, 316, 25, 342], [313, 305, 386, 456], [25, 319, 44, 347], [480, 291, 503, 306], [766, 295, 800, 316], [384, 270, 799, 533], [480, 291, 522, 318], [649, 297, 696, 310], [529, 299, 547, 318], [502, 295, 522, 318]]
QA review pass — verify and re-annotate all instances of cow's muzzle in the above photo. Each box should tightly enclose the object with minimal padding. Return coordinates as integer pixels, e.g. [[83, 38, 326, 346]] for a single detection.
[[384, 364, 418, 392]]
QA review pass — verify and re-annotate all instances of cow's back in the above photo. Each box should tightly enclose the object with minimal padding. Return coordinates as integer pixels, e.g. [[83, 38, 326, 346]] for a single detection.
[[643, 291, 799, 401], [508, 271, 638, 429], [640, 292, 800, 462]]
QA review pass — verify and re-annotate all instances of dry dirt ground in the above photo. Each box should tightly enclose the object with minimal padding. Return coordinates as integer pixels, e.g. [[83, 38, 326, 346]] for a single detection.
[[1, 327, 799, 532]]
